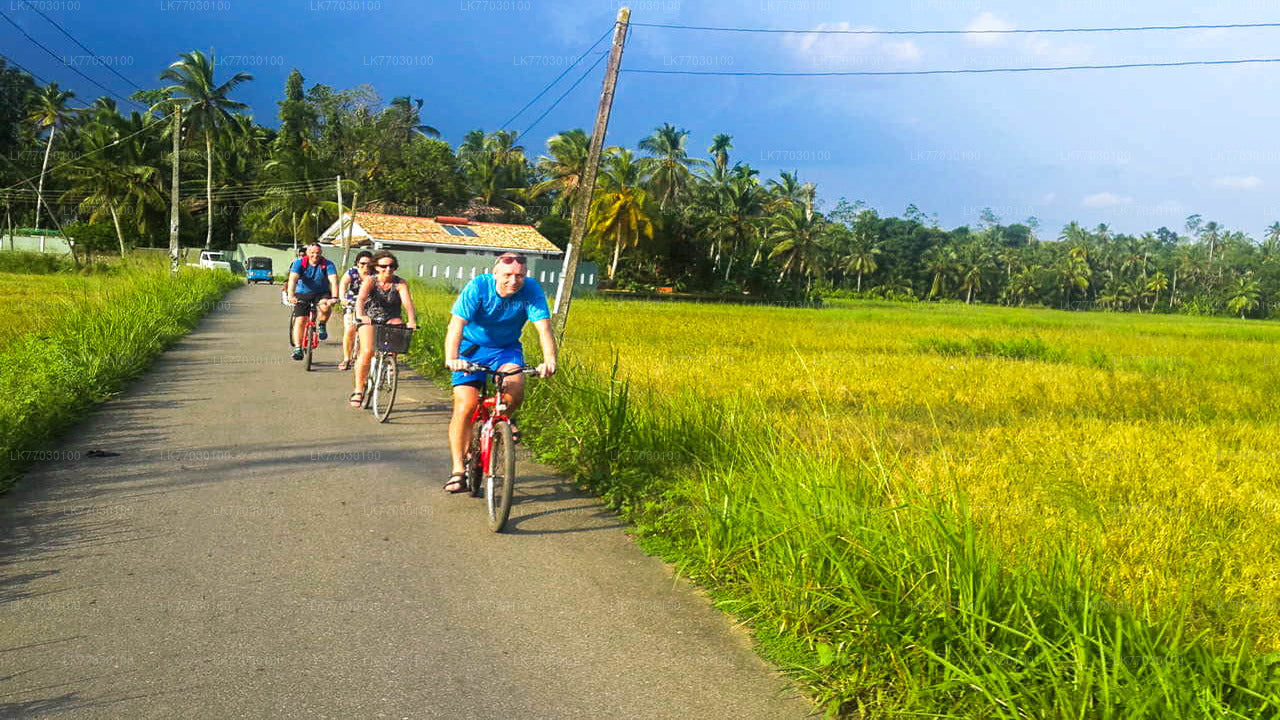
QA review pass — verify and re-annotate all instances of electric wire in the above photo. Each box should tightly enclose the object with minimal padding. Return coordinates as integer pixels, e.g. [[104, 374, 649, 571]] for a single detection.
[[0, 52, 93, 107], [631, 20, 1280, 35], [624, 56, 1280, 77], [21, 2, 147, 92], [0, 8, 146, 110], [499, 25, 613, 132], [518, 48, 610, 139]]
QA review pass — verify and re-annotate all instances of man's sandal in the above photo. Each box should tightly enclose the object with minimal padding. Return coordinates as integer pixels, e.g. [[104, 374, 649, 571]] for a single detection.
[[348, 391, 363, 407], [443, 473, 467, 493], [338, 359, 350, 371]]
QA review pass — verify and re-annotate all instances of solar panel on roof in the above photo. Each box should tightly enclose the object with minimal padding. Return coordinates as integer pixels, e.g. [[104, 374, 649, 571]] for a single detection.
[[442, 225, 464, 236], [458, 227, 477, 237]]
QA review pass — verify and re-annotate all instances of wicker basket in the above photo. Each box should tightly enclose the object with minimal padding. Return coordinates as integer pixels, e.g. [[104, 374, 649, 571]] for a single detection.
[[373, 324, 414, 354]]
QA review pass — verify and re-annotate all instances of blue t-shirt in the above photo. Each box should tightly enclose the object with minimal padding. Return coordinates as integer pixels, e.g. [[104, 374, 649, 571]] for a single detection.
[[451, 274, 551, 349], [289, 257, 337, 295]]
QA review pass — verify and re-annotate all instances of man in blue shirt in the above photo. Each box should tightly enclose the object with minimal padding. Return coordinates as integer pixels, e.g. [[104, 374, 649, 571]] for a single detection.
[[286, 243, 340, 361], [443, 252, 558, 492]]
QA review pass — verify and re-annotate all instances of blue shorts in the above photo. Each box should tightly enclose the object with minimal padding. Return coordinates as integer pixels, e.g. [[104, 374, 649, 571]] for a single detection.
[[452, 342, 525, 386]]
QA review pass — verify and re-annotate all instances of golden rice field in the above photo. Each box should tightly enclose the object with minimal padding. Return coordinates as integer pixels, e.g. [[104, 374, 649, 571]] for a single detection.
[[551, 297, 1280, 651]]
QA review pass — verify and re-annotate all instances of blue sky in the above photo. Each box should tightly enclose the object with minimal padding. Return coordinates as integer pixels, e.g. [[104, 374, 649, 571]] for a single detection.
[[5, 0, 1280, 237]]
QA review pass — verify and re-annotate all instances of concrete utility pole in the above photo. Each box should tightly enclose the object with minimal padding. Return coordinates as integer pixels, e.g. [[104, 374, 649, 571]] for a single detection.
[[551, 6, 630, 338], [337, 175, 350, 269], [169, 104, 182, 276]]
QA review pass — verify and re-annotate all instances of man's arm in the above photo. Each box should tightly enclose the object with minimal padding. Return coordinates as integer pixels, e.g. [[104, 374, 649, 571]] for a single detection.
[[327, 265, 340, 299], [444, 315, 469, 371], [531, 318, 557, 377], [286, 272, 299, 301]]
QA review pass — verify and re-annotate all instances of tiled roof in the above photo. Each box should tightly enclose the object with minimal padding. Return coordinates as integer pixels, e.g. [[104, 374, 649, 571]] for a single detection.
[[351, 212, 560, 254]]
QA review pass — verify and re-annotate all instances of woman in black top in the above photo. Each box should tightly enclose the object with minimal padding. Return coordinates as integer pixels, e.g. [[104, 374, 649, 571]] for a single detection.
[[351, 250, 418, 407]]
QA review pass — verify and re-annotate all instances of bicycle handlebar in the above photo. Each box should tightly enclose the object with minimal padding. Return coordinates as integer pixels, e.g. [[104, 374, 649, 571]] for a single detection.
[[457, 362, 539, 378]]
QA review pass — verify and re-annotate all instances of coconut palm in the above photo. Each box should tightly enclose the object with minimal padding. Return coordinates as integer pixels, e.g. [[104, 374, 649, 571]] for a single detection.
[[587, 148, 654, 281], [28, 82, 76, 231], [843, 209, 881, 292], [159, 50, 252, 248], [1145, 271, 1169, 312], [530, 129, 590, 221], [1227, 275, 1261, 318], [769, 202, 828, 294], [638, 123, 704, 210], [59, 120, 162, 257], [458, 129, 528, 213], [708, 133, 732, 173]]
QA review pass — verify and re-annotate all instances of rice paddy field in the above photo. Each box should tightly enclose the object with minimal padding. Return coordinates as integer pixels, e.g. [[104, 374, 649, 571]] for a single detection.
[[407, 290, 1280, 718]]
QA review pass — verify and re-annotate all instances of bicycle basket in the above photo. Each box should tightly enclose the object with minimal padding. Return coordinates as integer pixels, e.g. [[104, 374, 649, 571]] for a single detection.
[[373, 324, 414, 353]]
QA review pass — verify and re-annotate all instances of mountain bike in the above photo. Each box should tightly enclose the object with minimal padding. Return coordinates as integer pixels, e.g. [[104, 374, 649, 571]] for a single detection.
[[459, 362, 538, 532], [362, 324, 414, 423]]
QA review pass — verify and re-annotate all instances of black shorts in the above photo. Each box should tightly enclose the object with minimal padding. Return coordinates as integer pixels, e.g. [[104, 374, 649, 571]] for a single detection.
[[292, 291, 330, 318]]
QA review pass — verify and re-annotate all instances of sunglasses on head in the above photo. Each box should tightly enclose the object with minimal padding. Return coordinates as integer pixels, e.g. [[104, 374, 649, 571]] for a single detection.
[[498, 255, 527, 265]]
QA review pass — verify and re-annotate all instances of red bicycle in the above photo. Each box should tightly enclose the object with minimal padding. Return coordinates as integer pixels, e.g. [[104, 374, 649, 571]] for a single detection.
[[460, 362, 538, 532], [288, 302, 321, 371]]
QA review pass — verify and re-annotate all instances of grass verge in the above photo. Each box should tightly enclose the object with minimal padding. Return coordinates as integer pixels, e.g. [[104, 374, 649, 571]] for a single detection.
[[0, 266, 241, 490], [402, 287, 1280, 718]]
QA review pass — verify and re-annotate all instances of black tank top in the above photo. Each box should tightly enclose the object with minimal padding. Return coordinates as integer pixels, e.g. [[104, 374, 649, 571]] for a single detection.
[[365, 276, 402, 322]]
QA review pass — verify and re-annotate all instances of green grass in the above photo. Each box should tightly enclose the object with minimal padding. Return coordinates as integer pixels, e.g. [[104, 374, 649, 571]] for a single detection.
[[405, 289, 1280, 717], [0, 264, 240, 488]]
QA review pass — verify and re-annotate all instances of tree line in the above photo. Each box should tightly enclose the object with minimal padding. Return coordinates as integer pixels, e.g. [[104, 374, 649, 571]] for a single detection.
[[1, 53, 1278, 317]]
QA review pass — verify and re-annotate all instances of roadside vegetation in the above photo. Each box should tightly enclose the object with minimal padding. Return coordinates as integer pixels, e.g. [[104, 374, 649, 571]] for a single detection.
[[5, 56, 1280, 316], [0, 258, 239, 488], [405, 286, 1280, 717]]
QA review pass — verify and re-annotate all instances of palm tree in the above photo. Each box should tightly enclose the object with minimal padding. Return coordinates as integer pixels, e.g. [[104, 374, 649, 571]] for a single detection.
[[587, 148, 654, 281], [708, 133, 732, 173], [922, 244, 954, 299], [59, 120, 163, 257], [769, 202, 827, 294], [160, 50, 252, 248], [387, 96, 439, 138], [638, 123, 703, 210], [955, 240, 992, 304], [843, 209, 881, 292], [1145, 271, 1168, 312], [530, 129, 590, 221], [458, 129, 528, 213], [28, 82, 76, 231], [1227, 275, 1261, 318]]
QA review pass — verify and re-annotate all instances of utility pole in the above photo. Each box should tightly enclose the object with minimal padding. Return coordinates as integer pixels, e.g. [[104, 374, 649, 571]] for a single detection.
[[336, 175, 350, 269], [169, 104, 181, 276], [551, 6, 630, 338]]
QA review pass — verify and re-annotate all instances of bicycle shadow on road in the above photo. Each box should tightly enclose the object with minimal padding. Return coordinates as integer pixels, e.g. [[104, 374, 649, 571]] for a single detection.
[[499, 470, 626, 536]]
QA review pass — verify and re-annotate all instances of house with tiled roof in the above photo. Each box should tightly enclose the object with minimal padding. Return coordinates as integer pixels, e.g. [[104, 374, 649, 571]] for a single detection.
[[314, 211, 597, 290]]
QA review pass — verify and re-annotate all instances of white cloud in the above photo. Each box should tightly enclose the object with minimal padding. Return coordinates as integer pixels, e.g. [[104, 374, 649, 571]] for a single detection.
[[1081, 193, 1134, 208], [1040, 193, 1057, 204], [965, 12, 1014, 46], [1213, 176, 1263, 190], [787, 22, 922, 69]]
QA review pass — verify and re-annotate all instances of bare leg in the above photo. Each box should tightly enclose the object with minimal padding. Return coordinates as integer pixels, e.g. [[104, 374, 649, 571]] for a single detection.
[[353, 323, 375, 392]]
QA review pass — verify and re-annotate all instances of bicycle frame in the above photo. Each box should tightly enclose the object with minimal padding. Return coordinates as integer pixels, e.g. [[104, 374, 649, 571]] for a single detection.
[[469, 372, 516, 474]]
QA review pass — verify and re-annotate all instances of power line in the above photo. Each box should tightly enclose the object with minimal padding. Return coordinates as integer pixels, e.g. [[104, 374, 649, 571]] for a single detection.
[[624, 56, 1280, 77], [21, 2, 147, 92], [632, 20, 1280, 35], [0, 110, 175, 193], [499, 25, 613, 131], [0, 8, 145, 110], [519, 49, 610, 139], [0, 53, 92, 107]]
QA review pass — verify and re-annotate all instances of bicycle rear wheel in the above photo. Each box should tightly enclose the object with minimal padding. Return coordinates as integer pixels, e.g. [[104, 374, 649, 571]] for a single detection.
[[486, 422, 516, 532], [372, 353, 397, 422], [467, 421, 484, 497]]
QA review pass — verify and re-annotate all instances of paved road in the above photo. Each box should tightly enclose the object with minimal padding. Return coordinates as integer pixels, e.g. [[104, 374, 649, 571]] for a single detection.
[[0, 283, 812, 719]]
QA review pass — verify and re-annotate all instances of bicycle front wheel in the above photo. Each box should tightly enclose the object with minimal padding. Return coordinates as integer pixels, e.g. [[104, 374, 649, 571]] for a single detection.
[[372, 354, 398, 423], [362, 355, 376, 409], [304, 328, 314, 371], [486, 422, 516, 532]]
